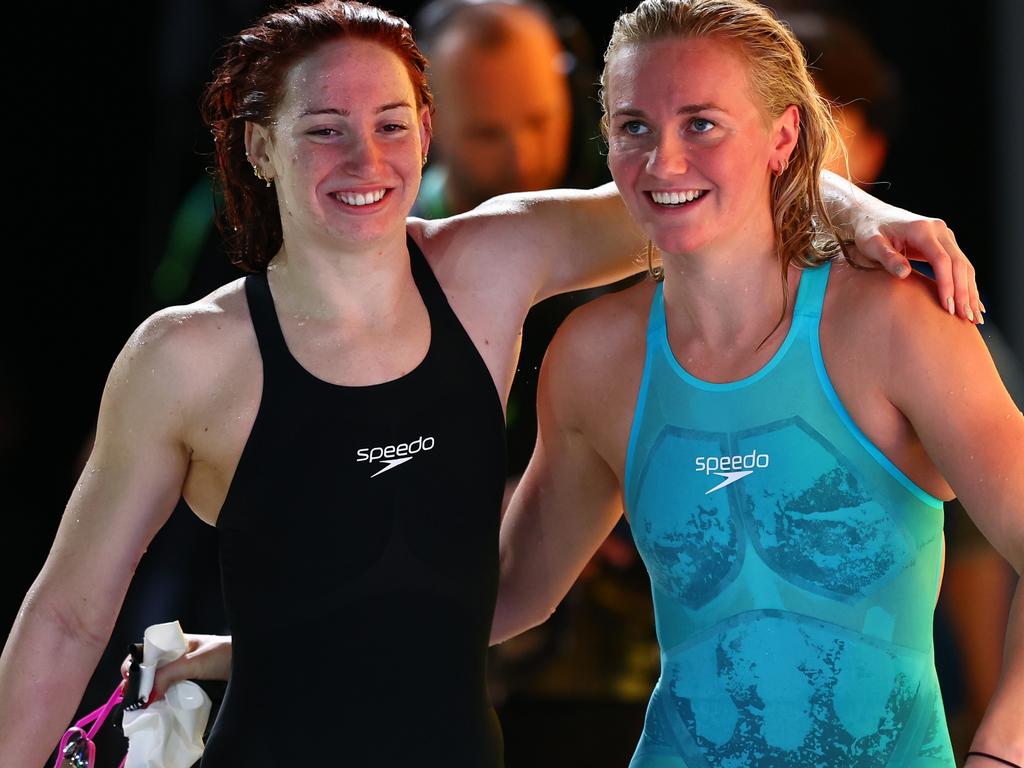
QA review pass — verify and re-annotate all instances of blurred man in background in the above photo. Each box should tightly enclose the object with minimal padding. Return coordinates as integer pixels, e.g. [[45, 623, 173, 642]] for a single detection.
[[415, 0, 573, 216]]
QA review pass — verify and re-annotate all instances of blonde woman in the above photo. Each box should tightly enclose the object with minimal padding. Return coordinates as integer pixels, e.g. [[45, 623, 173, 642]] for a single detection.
[[494, 1, 1023, 766]]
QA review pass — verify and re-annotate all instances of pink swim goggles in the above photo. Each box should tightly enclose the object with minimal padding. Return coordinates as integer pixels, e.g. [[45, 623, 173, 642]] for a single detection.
[[54, 685, 126, 768]]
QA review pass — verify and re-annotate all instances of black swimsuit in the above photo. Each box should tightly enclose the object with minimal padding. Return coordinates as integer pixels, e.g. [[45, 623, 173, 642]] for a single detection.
[[202, 236, 506, 766]]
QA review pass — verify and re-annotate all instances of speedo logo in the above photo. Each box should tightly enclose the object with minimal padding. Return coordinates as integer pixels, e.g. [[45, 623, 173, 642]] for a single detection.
[[695, 449, 770, 495], [356, 435, 436, 478]]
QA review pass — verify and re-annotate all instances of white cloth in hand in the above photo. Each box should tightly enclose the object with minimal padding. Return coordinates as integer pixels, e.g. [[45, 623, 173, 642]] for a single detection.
[[122, 621, 211, 768]]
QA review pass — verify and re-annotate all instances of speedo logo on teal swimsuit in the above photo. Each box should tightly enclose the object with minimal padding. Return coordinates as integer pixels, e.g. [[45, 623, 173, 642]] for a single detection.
[[695, 449, 770, 495], [356, 435, 436, 478]]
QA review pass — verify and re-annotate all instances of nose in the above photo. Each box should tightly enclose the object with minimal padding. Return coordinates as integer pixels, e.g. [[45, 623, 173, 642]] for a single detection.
[[645, 133, 689, 178], [343, 131, 382, 177]]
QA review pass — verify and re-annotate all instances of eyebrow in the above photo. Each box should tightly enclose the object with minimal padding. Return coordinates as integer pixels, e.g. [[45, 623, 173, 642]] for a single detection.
[[611, 103, 724, 118], [298, 101, 414, 118]]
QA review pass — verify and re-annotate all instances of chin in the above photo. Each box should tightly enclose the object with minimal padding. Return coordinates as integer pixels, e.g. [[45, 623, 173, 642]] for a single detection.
[[648, 228, 709, 258]]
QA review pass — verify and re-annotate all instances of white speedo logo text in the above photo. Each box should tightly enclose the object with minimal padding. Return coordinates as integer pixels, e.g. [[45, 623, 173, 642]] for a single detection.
[[695, 449, 770, 494], [356, 435, 436, 478]]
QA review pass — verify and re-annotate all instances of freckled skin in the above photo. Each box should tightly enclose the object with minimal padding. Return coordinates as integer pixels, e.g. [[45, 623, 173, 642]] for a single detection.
[[605, 39, 778, 260]]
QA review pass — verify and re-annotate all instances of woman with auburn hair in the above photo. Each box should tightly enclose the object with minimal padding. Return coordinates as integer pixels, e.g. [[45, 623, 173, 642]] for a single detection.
[[493, 1, 1023, 767], [0, 0, 983, 765]]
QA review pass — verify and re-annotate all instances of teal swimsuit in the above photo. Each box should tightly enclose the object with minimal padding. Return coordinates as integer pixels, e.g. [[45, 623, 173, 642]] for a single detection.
[[624, 262, 954, 767]]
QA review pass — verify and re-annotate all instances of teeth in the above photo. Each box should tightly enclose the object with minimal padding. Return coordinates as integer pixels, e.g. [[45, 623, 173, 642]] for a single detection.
[[651, 190, 705, 205], [334, 189, 386, 206]]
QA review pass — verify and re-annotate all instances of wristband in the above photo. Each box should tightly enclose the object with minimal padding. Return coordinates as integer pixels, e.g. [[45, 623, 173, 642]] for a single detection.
[[966, 751, 1022, 768]]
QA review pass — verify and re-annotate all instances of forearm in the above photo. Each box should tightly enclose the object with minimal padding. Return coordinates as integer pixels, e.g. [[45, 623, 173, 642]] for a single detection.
[[490, 568, 562, 646], [0, 592, 112, 766], [491, 501, 570, 646], [548, 183, 646, 296], [969, 574, 1024, 766], [469, 183, 644, 301], [819, 169, 877, 237]]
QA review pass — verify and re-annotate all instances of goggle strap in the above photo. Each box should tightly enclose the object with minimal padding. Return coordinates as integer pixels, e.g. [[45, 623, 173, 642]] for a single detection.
[[54, 685, 126, 768]]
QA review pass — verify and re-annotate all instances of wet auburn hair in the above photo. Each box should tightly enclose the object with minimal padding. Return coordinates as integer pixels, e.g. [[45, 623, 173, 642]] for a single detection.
[[201, 1, 434, 271], [600, 0, 852, 314]]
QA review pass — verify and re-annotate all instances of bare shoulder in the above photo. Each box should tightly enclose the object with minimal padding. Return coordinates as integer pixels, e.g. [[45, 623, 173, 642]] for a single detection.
[[129, 278, 244, 351], [409, 195, 543, 278], [107, 278, 257, 413], [551, 280, 654, 364], [543, 280, 655, 420], [824, 258, 980, 354]]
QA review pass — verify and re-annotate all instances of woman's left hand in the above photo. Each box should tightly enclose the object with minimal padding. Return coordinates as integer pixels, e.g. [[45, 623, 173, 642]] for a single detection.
[[850, 205, 981, 324]]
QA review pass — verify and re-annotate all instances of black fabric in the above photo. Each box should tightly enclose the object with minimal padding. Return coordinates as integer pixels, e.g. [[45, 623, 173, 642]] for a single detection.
[[202, 235, 506, 766]]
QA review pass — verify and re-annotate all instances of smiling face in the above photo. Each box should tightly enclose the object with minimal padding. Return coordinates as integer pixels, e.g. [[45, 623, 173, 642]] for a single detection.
[[605, 36, 796, 259], [246, 37, 431, 252]]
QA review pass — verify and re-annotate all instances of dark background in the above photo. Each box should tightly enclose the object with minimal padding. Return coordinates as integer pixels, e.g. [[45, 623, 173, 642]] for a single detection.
[[3, 0, 1021, 761]]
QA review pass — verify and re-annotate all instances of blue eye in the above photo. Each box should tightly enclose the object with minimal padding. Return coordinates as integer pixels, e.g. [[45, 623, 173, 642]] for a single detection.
[[690, 118, 715, 133], [621, 120, 649, 136]]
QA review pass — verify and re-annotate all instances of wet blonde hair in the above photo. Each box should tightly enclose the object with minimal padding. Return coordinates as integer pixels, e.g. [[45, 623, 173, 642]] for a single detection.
[[600, 0, 851, 308]]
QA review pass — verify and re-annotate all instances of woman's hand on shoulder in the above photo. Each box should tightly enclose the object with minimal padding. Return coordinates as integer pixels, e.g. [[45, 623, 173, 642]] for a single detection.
[[822, 171, 980, 323], [823, 195, 974, 327], [849, 208, 979, 322]]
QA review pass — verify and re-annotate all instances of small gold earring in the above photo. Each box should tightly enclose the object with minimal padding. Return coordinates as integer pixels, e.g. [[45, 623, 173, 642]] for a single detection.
[[252, 164, 272, 188], [422, 152, 428, 167], [646, 240, 664, 281]]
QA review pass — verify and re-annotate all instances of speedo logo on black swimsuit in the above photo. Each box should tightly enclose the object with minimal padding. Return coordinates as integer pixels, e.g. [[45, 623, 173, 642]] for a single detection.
[[356, 435, 436, 478], [695, 449, 770, 495]]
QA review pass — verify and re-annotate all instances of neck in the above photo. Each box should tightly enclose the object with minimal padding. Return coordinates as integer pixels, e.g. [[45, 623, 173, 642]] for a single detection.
[[659, 229, 794, 352], [266, 225, 414, 325]]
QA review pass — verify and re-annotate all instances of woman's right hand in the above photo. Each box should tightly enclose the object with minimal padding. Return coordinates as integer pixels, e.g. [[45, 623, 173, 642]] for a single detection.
[[120, 634, 232, 704]]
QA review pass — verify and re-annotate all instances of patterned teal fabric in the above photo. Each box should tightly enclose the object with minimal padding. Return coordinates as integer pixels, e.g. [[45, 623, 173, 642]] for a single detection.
[[624, 262, 953, 767]]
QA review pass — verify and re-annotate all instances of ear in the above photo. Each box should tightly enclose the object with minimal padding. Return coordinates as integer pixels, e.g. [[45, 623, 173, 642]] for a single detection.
[[245, 121, 276, 180], [419, 105, 433, 160], [771, 104, 800, 169]]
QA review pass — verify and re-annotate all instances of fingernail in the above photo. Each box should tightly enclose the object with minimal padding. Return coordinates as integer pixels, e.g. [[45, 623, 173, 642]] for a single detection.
[[946, 296, 955, 315], [965, 305, 975, 322], [980, 301, 987, 314], [978, 313, 985, 325], [895, 262, 909, 277]]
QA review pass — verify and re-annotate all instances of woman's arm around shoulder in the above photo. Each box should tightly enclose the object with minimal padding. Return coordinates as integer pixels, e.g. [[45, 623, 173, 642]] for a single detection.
[[411, 183, 646, 309], [0, 304, 224, 766], [412, 175, 984, 320]]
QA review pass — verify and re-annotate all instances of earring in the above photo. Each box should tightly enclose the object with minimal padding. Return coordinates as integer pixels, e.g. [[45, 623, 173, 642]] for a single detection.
[[646, 240, 664, 282], [773, 156, 790, 177], [422, 152, 429, 167], [252, 164, 272, 188]]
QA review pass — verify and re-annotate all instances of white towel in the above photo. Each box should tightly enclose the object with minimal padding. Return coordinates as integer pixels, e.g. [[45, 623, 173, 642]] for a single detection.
[[122, 621, 212, 768]]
